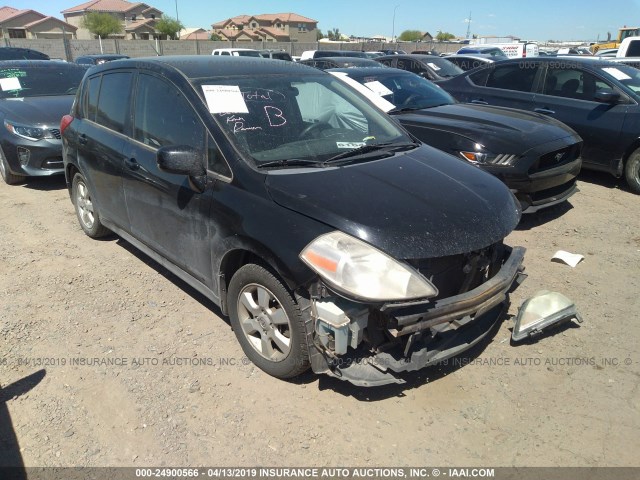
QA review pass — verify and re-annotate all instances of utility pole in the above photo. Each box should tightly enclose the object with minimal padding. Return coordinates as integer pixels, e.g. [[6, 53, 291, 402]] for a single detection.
[[466, 11, 472, 39], [175, 0, 180, 38], [392, 4, 400, 43]]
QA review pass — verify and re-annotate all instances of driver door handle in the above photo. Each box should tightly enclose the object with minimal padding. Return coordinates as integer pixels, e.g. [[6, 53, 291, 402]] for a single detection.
[[124, 157, 139, 171], [534, 107, 555, 115]]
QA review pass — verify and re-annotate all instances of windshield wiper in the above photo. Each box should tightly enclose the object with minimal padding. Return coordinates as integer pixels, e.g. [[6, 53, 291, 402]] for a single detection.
[[322, 142, 418, 165], [257, 158, 324, 169], [390, 103, 449, 114], [389, 106, 425, 114]]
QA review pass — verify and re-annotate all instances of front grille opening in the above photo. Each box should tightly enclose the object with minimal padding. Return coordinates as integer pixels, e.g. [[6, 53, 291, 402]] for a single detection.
[[530, 179, 577, 202], [530, 144, 580, 173], [48, 128, 61, 139], [407, 242, 504, 300]]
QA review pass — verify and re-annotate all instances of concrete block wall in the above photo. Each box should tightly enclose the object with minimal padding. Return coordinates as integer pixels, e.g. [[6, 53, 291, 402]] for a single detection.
[[3, 38, 462, 61]]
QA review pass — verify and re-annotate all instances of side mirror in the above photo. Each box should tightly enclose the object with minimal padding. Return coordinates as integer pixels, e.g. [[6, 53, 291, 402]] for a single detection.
[[157, 145, 207, 192], [594, 90, 620, 103]]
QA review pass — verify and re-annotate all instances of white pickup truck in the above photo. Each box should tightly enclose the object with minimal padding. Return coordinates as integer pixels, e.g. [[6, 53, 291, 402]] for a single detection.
[[616, 36, 640, 57]]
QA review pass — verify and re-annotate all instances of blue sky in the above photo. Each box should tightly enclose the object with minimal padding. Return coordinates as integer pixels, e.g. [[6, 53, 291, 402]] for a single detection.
[[26, 0, 640, 41]]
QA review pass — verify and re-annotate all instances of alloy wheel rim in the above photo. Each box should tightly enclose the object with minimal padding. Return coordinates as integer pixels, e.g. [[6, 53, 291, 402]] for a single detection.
[[237, 283, 292, 361], [76, 181, 95, 228]]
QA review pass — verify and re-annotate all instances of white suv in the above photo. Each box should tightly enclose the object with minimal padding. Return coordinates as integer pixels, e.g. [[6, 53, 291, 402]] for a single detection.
[[211, 48, 262, 57]]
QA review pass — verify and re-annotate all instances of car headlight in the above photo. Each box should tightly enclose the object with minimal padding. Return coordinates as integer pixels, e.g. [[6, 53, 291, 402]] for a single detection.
[[300, 231, 438, 302], [4, 120, 55, 142], [459, 150, 518, 166]]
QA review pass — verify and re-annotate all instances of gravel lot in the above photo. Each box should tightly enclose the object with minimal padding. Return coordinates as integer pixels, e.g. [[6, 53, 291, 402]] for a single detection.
[[1, 170, 639, 468]]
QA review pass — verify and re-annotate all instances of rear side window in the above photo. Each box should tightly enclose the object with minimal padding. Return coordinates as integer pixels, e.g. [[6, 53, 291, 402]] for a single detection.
[[543, 67, 613, 101], [273, 52, 292, 61], [627, 41, 640, 57], [485, 63, 537, 92], [85, 75, 101, 121], [95, 72, 133, 133], [469, 68, 490, 86], [133, 73, 205, 149]]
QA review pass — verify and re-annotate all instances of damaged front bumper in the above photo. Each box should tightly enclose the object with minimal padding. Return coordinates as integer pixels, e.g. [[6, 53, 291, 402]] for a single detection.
[[306, 246, 527, 387]]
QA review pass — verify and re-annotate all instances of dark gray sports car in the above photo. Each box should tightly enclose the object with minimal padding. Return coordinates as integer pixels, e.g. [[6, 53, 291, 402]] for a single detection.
[[0, 60, 86, 185]]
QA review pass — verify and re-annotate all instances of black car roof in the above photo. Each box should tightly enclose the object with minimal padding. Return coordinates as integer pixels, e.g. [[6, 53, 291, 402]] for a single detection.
[[76, 54, 129, 59], [480, 56, 625, 69], [329, 66, 412, 76], [86, 55, 317, 78], [377, 54, 439, 60], [304, 57, 380, 63], [0, 47, 49, 60], [447, 54, 496, 60], [0, 60, 85, 70]]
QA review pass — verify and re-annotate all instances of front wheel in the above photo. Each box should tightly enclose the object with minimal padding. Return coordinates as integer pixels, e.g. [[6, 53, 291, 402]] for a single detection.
[[625, 149, 640, 194], [228, 264, 310, 378], [72, 173, 110, 238], [0, 147, 24, 185]]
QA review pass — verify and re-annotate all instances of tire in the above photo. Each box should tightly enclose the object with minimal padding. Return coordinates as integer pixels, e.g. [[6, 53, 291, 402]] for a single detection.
[[228, 264, 310, 378], [625, 149, 640, 194], [0, 147, 25, 185], [71, 173, 110, 238]]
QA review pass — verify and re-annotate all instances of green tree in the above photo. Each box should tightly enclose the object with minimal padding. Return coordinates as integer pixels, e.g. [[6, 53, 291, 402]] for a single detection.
[[81, 12, 122, 38], [327, 28, 340, 41], [210, 32, 223, 41], [398, 30, 423, 42], [436, 31, 456, 42], [316, 29, 324, 40], [154, 15, 184, 40]]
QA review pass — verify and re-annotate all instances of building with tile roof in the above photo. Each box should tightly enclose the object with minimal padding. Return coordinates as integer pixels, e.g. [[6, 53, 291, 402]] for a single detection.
[[179, 27, 211, 41], [211, 13, 318, 43], [0, 6, 77, 39], [62, 0, 163, 39]]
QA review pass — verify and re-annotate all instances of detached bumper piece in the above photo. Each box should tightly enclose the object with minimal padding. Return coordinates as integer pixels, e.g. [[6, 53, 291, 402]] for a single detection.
[[309, 247, 526, 387]]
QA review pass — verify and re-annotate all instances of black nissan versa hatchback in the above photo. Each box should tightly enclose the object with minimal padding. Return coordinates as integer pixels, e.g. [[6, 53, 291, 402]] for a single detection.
[[62, 56, 526, 387]]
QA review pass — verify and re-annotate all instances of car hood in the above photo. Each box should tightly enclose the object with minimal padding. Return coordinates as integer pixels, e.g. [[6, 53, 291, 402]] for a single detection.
[[0, 95, 74, 126], [265, 145, 521, 259], [395, 103, 578, 154]]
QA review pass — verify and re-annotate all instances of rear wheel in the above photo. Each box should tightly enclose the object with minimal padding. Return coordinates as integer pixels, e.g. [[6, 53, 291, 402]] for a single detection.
[[625, 149, 640, 194], [0, 147, 24, 185], [72, 173, 110, 238], [228, 264, 310, 378]]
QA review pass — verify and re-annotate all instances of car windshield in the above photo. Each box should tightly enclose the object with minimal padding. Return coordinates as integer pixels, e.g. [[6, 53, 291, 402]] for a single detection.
[[598, 64, 640, 94], [195, 73, 414, 167], [483, 48, 507, 58], [347, 70, 455, 110], [0, 64, 86, 99], [421, 57, 464, 78]]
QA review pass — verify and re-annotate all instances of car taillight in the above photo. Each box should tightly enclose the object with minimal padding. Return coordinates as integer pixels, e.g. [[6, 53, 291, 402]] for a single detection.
[[60, 115, 74, 136]]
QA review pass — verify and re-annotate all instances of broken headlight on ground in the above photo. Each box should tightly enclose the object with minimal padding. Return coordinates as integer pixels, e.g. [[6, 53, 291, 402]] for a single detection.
[[512, 290, 583, 342]]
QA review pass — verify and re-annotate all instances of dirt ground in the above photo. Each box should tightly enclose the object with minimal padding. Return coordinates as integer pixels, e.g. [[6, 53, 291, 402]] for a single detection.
[[1, 170, 639, 468]]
